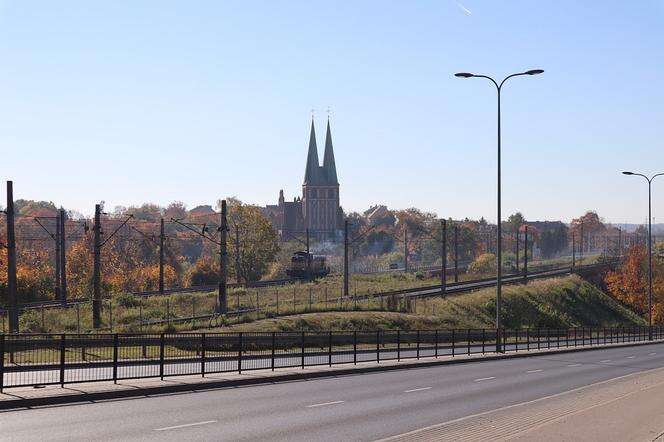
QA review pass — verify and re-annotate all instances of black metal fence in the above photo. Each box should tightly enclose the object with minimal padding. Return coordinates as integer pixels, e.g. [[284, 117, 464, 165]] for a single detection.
[[1, 326, 662, 391]]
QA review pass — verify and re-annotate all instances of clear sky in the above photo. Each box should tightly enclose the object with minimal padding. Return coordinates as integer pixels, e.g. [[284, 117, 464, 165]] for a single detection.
[[1, 1, 663, 224]]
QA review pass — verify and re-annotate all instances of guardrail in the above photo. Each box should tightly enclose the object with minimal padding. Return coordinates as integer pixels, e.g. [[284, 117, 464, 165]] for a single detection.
[[1, 325, 661, 391]]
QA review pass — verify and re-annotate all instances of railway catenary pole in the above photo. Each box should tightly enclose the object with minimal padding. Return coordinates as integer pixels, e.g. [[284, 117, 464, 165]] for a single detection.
[[306, 228, 311, 279], [404, 228, 409, 273], [219, 200, 228, 314], [515, 229, 520, 272], [235, 224, 241, 284], [455, 68, 543, 353], [441, 219, 447, 293], [454, 224, 459, 283], [92, 204, 102, 329], [54, 214, 61, 301], [523, 225, 529, 282], [343, 220, 349, 299], [59, 208, 67, 304], [6, 181, 18, 332], [159, 218, 165, 294]]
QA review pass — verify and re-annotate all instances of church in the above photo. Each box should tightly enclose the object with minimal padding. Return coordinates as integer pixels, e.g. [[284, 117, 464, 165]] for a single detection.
[[263, 119, 343, 240]]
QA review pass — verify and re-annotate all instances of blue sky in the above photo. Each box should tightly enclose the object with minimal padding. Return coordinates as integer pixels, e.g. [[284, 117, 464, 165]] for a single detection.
[[1, 1, 663, 223]]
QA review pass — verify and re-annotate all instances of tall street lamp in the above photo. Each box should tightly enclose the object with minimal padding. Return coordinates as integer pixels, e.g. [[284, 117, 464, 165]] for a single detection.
[[622, 171, 664, 338], [455, 69, 543, 352]]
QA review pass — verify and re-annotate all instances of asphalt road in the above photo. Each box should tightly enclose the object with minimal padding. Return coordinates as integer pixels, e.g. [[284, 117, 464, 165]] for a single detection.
[[3, 341, 664, 441]]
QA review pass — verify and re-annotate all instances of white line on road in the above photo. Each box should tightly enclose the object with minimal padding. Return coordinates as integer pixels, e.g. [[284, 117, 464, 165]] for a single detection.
[[404, 387, 432, 393], [600, 360, 612, 363], [526, 369, 544, 373], [154, 420, 217, 431], [567, 364, 582, 367], [474, 377, 496, 382], [626, 356, 635, 359], [306, 401, 345, 408], [650, 353, 657, 356]]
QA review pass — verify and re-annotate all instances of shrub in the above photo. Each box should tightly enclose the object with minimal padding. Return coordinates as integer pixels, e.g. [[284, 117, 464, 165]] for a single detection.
[[467, 253, 497, 275]]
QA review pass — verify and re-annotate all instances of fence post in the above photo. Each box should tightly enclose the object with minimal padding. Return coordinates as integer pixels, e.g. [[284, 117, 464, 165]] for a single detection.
[[435, 330, 439, 358], [0, 334, 5, 393], [397, 330, 401, 361], [537, 328, 541, 350], [159, 333, 165, 380], [467, 329, 471, 356], [482, 329, 486, 354], [201, 333, 206, 377], [113, 334, 118, 384], [60, 333, 66, 387], [526, 328, 530, 351], [328, 331, 332, 367], [376, 330, 381, 363], [301, 331, 305, 369], [271, 332, 276, 371], [353, 330, 357, 365], [452, 329, 455, 357], [276, 289, 279, 315], [238, 332, 243, 374], [416, 330, 420, 359]]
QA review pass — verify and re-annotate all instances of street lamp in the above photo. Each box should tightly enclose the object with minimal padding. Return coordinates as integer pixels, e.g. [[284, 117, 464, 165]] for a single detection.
[[455, 69, 544, 352], [622, 170, 664, 338]]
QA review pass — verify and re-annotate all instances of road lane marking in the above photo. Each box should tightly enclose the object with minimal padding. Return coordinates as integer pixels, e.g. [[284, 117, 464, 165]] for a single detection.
[[474, 377, 496, 382], [567, 364, 582, 367], [154, 420, 217, 431], [404, 387, 432, 393], [626, 356, 635, 359], [526, 369, 543, 373], [600, 360, 612, 363], [650, 353, 657, 356], [306, 400, 344, 408]]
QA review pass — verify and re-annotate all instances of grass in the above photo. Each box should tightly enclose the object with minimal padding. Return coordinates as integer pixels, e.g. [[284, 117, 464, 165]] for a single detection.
[[5, 252, 608, 334]]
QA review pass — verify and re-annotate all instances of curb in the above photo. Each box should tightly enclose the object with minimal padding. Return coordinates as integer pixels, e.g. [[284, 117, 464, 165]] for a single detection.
[[2, 339, 662, 410]]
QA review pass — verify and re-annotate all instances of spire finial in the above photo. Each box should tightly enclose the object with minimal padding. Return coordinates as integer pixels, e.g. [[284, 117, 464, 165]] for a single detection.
[[311, 108, 315, 120], [326, 106, 331, 120]]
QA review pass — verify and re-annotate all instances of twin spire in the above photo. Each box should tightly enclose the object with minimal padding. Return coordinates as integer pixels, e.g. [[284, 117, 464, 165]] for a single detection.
[[304, 118, 338, 186]]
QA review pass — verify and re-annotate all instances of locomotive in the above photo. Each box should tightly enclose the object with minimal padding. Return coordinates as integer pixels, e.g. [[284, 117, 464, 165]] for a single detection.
[[286, 251, 330, 279]]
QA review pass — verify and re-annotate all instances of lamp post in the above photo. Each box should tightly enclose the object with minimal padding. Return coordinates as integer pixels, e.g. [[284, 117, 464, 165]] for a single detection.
[[455, 69, 543, 352], [622, 171, 664, 338]]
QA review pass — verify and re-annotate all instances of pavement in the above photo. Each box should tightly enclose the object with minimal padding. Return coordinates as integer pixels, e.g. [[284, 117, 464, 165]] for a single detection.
[[2, 341, 664, 441]]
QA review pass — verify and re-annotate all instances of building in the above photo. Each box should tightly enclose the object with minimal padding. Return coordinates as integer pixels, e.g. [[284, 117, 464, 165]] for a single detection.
[[263, 119, 343, 240]]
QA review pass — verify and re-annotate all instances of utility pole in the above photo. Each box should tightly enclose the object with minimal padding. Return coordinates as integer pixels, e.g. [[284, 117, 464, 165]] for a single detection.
[[523, 225, 528, 282], [441, 219, 447, 293], [403, 228, 408, 273], [159, 218, 165, 294], [6, 181, 18, 332], [219, 200, 228, 314], [515, 230, 520, 272], [618, 227, 622, 258], [454, 225, 459, 283], [579, 222, 584, 267], [343, 220, 349, 299], [54, 213, 61, 301], [306, 228, 311, 279], [572, 232, 576, 270], [92, 204, 102, 329], [59, 208, 67, 305], [234, 224, 241, 284]]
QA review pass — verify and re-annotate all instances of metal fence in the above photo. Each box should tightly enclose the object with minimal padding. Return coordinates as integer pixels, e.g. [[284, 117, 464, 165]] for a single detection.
[[1, 326, 662, 391]]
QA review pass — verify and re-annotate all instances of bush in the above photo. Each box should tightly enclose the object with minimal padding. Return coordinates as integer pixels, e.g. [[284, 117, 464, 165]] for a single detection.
[[467, 253, 497, 275], [115, 293, 143, 308]]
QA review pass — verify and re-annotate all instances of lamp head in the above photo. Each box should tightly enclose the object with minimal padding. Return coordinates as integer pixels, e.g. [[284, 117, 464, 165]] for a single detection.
[[525, 69, 544, 75], [622, 171, 634, 175], [455, 72, 474, 78]]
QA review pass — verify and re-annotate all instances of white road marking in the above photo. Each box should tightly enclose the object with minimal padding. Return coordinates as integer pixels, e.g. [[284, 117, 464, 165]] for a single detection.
[[306, 400, 345, 408], [474, 377, 496, 382], [649, 353, 657, 356], [626, 356, 636, 359], [526, 369, 544, 373], [404, 387, 432, 393], [154, 420, 217, 431], [567, 364, 582, 367], [600, 360, 612, 363]]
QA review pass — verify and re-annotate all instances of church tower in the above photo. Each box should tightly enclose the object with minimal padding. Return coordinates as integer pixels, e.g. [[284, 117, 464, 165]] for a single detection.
[[302, 118, 340, 238]]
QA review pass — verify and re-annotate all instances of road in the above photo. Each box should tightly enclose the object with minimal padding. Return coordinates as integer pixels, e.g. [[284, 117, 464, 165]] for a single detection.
[[2, 342, 664, 441]]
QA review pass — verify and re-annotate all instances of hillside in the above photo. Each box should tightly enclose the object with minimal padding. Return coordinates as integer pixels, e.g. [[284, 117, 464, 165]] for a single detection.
[[202, 275, 645, 332]]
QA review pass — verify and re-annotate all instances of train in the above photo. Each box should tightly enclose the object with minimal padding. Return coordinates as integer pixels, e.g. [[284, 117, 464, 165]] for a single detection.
[[286, 251, 331, 279]]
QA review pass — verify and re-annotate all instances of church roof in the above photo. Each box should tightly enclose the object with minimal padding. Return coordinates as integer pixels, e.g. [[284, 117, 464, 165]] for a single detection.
[[303, 118, 339, 186]]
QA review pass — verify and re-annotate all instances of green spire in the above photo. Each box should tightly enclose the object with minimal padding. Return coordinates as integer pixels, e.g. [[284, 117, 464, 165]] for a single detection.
[[323, 118, 338, 185], [304, 119, 320, 184]]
